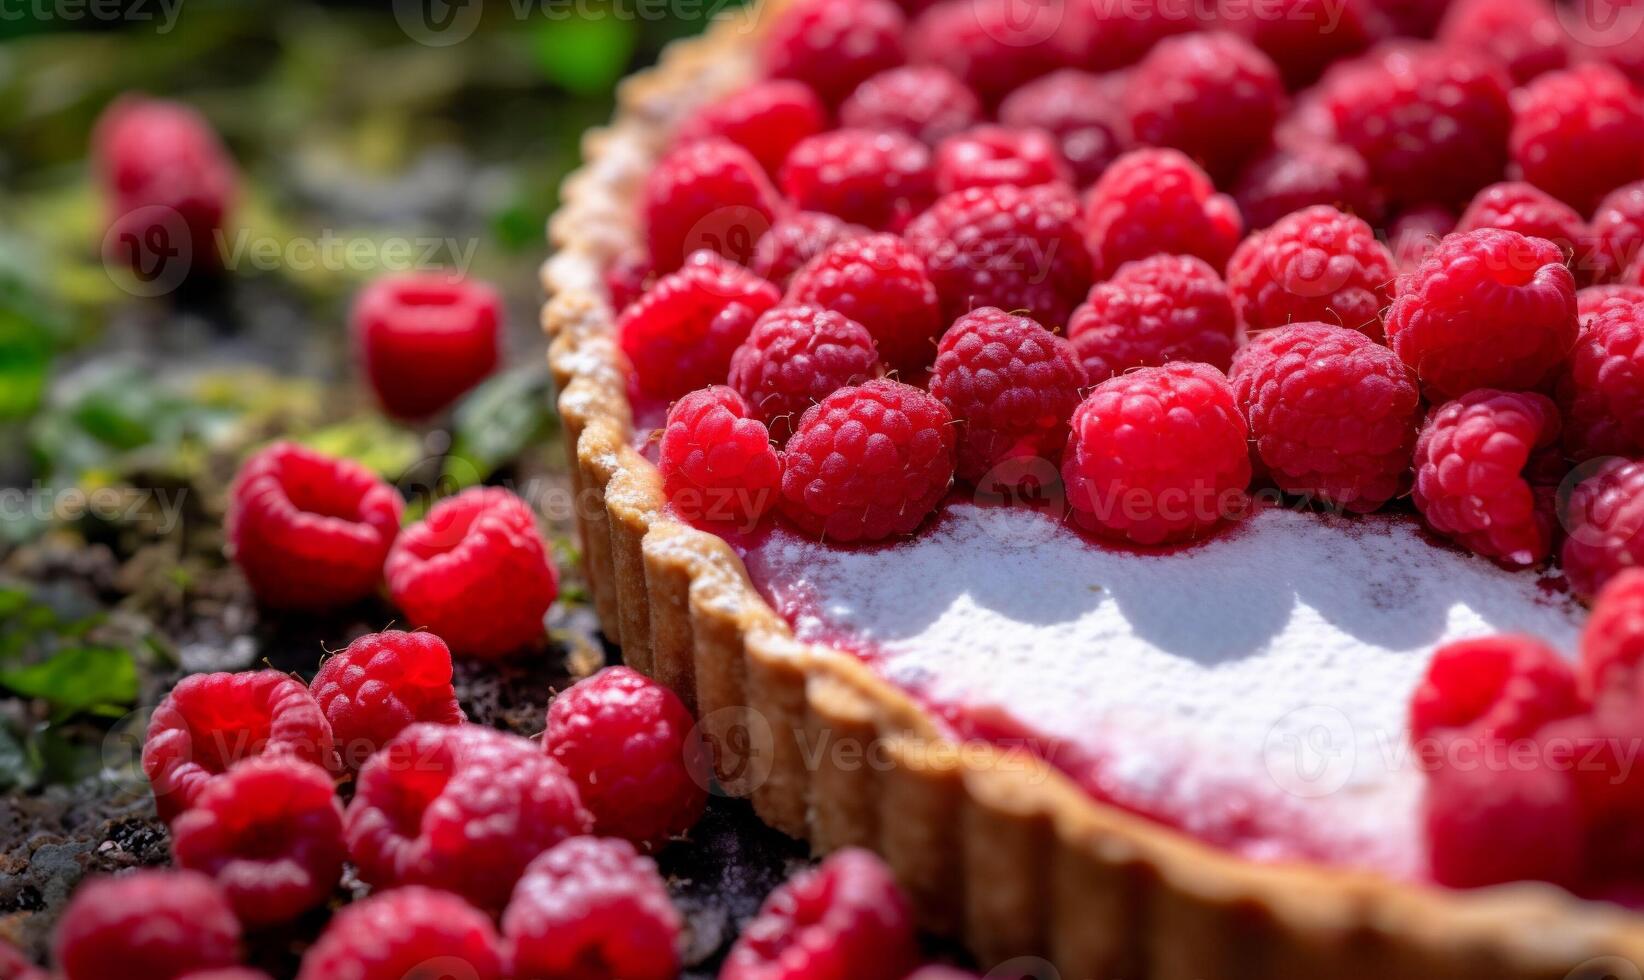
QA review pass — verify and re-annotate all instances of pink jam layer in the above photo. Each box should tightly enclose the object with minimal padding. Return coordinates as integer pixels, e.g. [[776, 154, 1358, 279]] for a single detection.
[[732, 499, 1586, 881]]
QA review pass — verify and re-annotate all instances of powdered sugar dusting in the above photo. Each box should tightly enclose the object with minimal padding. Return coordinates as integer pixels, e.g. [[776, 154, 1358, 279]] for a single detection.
[[742, 502, 1586, 879]]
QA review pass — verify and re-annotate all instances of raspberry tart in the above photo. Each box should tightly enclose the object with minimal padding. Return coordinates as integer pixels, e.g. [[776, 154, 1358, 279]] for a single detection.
[[544, 2, 1644, 975]]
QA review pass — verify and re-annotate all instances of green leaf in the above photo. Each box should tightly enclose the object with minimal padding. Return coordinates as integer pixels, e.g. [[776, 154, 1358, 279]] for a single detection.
[[530, 16, 635, 96], [444, 364, 554, 490], [299, 414, 425, 480], [0, 646, 138, 718]]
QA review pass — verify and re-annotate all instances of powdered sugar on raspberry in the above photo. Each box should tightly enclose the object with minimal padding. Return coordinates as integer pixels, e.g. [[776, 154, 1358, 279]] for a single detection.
[[741, 503, 1584, 880]]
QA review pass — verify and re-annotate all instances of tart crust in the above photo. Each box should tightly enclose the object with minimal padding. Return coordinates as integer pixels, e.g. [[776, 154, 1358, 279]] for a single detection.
[[540, 6, 1644, 975]]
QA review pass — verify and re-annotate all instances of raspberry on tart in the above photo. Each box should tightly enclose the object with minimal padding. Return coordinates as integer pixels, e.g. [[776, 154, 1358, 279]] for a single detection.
[[996, 69, 1129, 188], [1083, 148, 1243, 280], [1559, 295, 1644, 462], [1223, 0, 1383, 90], [785, 234, 942, 372], [676, 79, 827, 178], [1510, 63, 1644, 217], [750, 211, 868, 288], [1563, 458, 1644, 600], [1591, 180, 1644, 284], [1455, 182, 1590, 283], [642, 138, 780, 273], [728, 305, 881, 440], [1231, 140, 1380, 231], [760, 0, 907, 108], [779, 128, 935, 233], [1438, 0, 1570, 85], [1225, 205, 1395, 340], [906, 0, 1060, 107], [932, 125, 1071, 196], [1067, 254, 1238, 382], [659, 386, 782, 528], [838, 66, 982, 147], [618, 249, 782, 399]]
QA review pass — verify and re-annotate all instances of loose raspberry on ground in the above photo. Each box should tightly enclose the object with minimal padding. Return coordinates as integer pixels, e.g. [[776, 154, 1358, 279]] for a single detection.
[[296, 886, 505, 980], [904, 182, 1093, 329], [729, 305, 881, 440], [1067, 254, 1239, 382], [353, 273, 501, 420], [1083, 149, 1243, 279], [170, 756, 345, 926], [933, 125, 1071, 195], [53, 871, 240, 980], [1387, 204, 1456, 274], [384, 487, 559, 658], [785, 234, 943, 372], [761, 0, 907, 108], [838, 66, 982, 146], [1421, 741, 1586, 889], [310, 629, 464, 771], [345, 723, 592, 912], [1231, 323, 1419, 513], [503, 837, 681, 980], [675, 80, 827, 177], [642, 139, 780, 273], [1225, 205, 1395, 340], [0, 940, 43, 980], [1224, 0, 1383, 89], [750, 212, 868, 288], [907, 0, 1060, 106], [1511, 64, 1644, 217], [618, 250, 781, 399], [720, 848, 919, 980], [1307, 44, 1512, 207], [778, 379, 956, 542], [1456, 182, 1590, 282], [1559, 295, 1644, 461], [1232, 140, 1380, 231], [1412, 389, 1563, 566], [659, 386, 782, 528], [1123, 32, 1286, 182], [1385, 229, 1578, 399], [928, 308, 1087, 485], [1062, 362, 1252, 546], [143, 669, 335, 822], [605, 249, 654, 313], [996, 69, 1129, 189], [1581, 568, 1644, 702], [1563, 458, 1644, 600], [779, 129, 935, 233], [1439, 0, 1569, 85], [225, 441, 403, 612], [1409, 635, 1583, 745]]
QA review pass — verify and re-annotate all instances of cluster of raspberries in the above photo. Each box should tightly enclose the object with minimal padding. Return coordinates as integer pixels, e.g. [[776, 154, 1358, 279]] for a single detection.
[[619, 0, 1644, 598]]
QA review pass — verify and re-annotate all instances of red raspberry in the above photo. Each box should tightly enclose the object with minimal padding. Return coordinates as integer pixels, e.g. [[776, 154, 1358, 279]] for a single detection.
[[1456, 182, 1590, 282], [1067, 254, 1238, 382], [1123, 32, 1287, 182], [761, 0, 907, 108], [778, 379, 956, 542], [932, 125, 1071, 195], [928, 308, 1087, 484], [1579, 284, 1644, 321], [676, 80, 827, 177], [1511, 64, 1644, 217], [225, 441, 403, 612], [751, 212, 868, 288], [170, 756, 345, 925], [1061, 362, 1252, 545], [729, 305, 882, 440], [905, 970, 980, 980], [544, 666, 708, 849], [0, 941, 42, 980], [907, 0, 1060, 106], [786, 234, 943, 372], [1438, 0, 1570, 85], [605, 249, 654, 313], [310, 629, 465, 771], [1231, 323, 1420, 513], [720, 848, 919, 980], [296, 886, 505, 980], [178, 971, 270, 980], [1560, 295, 1644, 461], [903, 182, 1093, 329], [618, 250, 781, 399], [658, 386, 782, 527], [642, 139, 780, 273], [503, 836, 681, 980], [143, 669, 335, 823], [1387, 203, 1457, 274], [1421, 741, 1586, 889], [1232, 140, 1380, 231], [779, 129, 935, 233], [1590, 180, 1644, 284], [346, 723, 592, 911], [996, 69, 1129, 189], [1411, 389, 1563, 566], [54, 871, 239, 980], [1057, 0, 1201, 72], [352, 273, 501, 420], [1308, 43, 1512, 207], [1386, 229, 1579, 399], [1409, 634, 1582, 752], [1371, 0, 1451, 37], [1563, 458, 1644, 600], [838, 66, 983, 146], [1225, 205, 1396, 340], [1083, 148, 1244, 279], [1223, 0, 1384, 89], [385, 487, 558, 658], [1580, 568, 1644, 701], [93, 96, 236, 281]]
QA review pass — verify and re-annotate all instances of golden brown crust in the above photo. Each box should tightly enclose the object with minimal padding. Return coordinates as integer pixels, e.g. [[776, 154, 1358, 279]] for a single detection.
[[541, 6, 1644, 976]]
